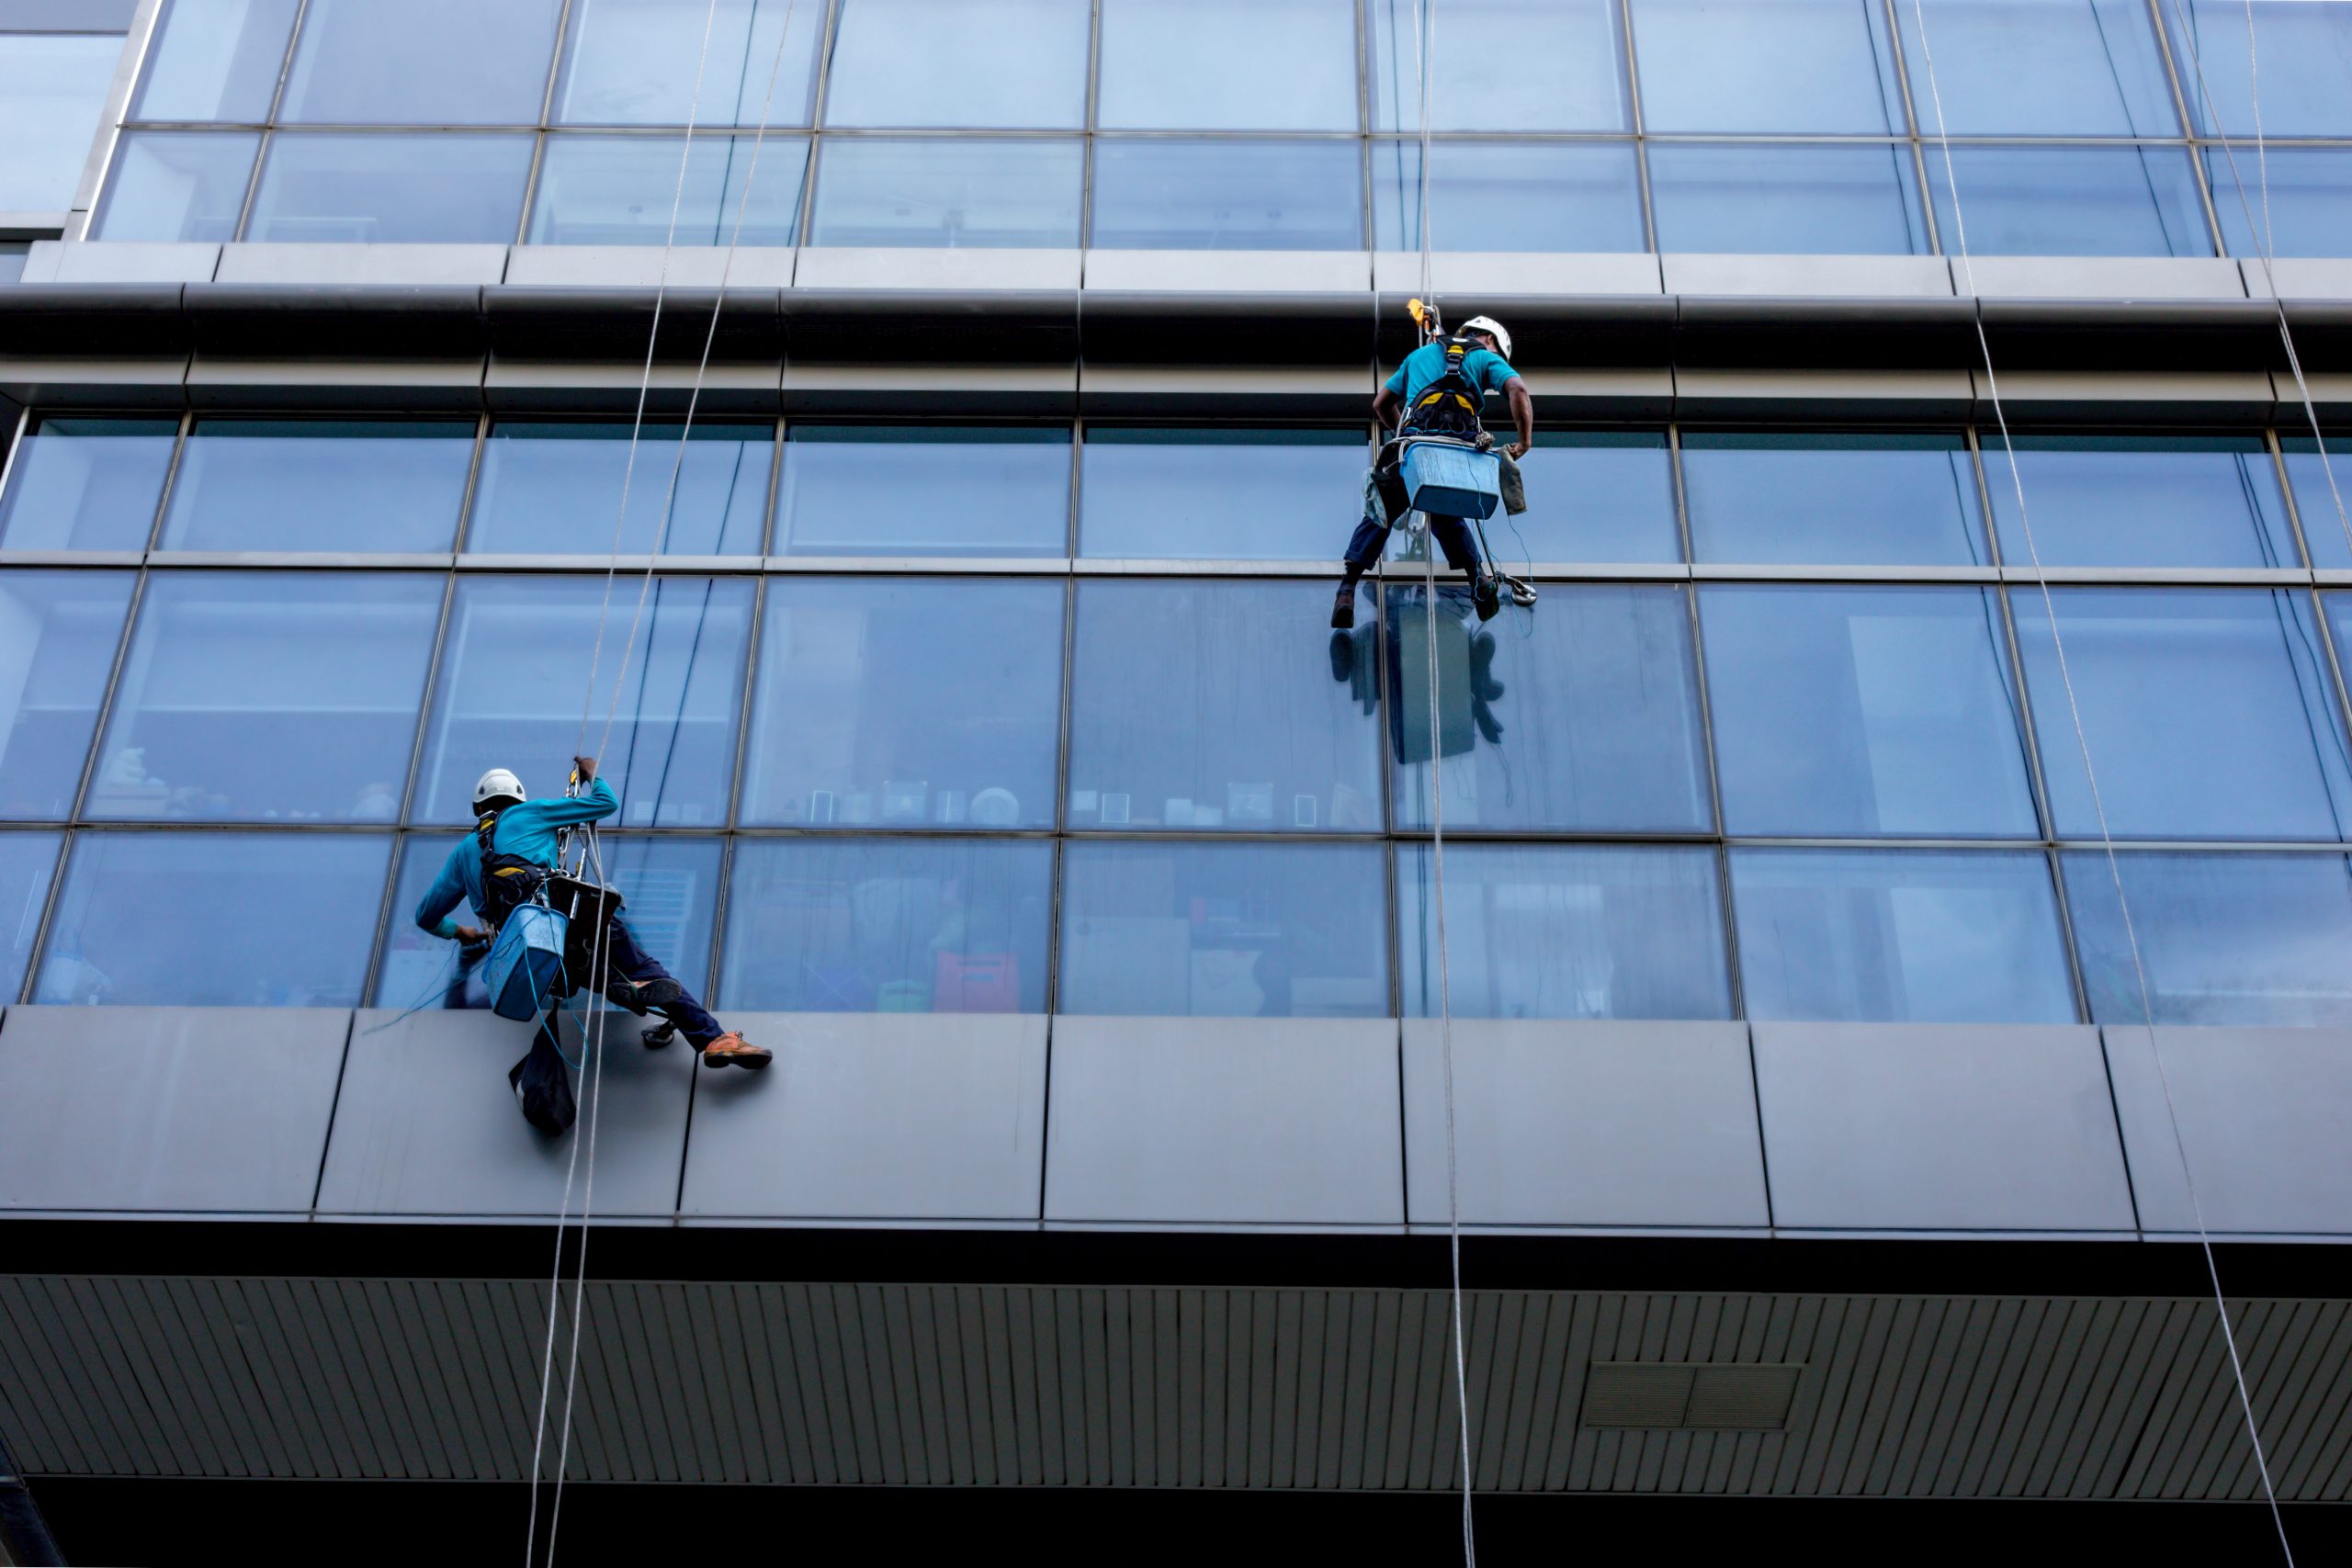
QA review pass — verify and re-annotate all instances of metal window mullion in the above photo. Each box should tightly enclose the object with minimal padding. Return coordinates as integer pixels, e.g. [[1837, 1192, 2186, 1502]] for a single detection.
[[0, 407, 31, 502], [2264, 424, 2320, 570], [16, 829, 80, 1006], [515, 129, 553, 247], [265, 0, 310, 125], [539, 0, 579, 129], [392, 571, 460, 829], [2145, 0, 2207, 142], [722, 572, 767, 832], [1045, 573, 1077, 1016]]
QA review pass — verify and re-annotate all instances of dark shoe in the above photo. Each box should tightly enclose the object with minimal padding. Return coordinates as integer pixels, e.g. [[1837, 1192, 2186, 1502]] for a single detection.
[[1473, 571, 1501, 622], [1330, 581, 1358, 630], [699, 1031, 773, 1071], [605, 975, 683, 1015], [641, 1020, 677, 1051]]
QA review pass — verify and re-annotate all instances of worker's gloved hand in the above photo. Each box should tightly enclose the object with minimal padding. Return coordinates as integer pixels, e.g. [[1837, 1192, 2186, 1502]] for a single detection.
[[572, 753, 597, 783]]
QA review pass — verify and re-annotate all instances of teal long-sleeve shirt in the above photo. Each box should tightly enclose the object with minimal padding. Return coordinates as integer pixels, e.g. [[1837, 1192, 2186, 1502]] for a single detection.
[[413, 776, 619, 940]]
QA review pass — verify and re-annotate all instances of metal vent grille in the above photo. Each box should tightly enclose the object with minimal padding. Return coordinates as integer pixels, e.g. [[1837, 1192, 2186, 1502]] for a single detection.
[[1583, 1363, 1804, 1431]]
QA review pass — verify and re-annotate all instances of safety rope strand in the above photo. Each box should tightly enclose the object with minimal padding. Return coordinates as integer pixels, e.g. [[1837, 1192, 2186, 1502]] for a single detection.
[[1910, 4, 2294, 1559]]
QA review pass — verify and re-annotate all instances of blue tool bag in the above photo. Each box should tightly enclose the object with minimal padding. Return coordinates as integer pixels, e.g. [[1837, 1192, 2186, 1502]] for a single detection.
[[1400, 440, 1503, 521], [484, 903, 569, 1022]]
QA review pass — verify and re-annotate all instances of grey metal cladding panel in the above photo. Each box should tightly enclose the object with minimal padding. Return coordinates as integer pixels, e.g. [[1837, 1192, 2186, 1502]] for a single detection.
[[2102, 1026, 2352, 1235], [0, 1006, 347, 1213], [1750, 1022, 2136, 1233], [503, 246, 797, 289], [31, 243, 220, 284], [1370, 252, 1664, 296], [1044, 1016, 1405, 1226], [1956, 256, 2248, 301], [1082, 250, 1371, 294], [679, 1011, 1046, 1222], [315, 1010, 690, 1217], [1398, 1020, 1768, 1229], [795, 247, 1080, 292], [2244, 258, 2352, 301], [212, 244, 513, 288], [1663, 254, 1954, 299]]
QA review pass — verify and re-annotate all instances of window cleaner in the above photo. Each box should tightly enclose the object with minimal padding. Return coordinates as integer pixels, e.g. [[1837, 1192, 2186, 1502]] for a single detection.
[[1333, 300, 1538, 631]]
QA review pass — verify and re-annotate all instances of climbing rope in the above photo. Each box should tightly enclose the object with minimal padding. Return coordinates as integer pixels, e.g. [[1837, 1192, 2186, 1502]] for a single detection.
[[1908, 3, 2294, 1559]]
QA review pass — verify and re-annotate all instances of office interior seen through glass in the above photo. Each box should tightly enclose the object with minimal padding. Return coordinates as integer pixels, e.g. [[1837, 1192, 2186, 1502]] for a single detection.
[[85, 0, 2352, 256], [3, 413, 2351, 1027]]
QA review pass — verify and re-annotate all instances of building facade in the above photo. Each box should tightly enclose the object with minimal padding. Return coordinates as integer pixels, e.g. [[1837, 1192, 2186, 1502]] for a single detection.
[[2, 1, 2352, 1562]]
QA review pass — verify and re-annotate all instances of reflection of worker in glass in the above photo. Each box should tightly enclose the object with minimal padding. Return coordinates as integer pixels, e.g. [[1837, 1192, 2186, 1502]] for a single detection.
[[1329, 586, 1507, 758]]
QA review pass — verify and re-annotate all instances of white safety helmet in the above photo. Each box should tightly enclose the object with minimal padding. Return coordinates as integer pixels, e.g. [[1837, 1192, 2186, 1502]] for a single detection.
[[1458, 315, 1513, 361], [473, 768, 526, 812]]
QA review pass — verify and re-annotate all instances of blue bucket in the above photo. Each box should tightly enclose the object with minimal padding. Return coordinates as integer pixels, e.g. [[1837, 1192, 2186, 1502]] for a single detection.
[[1400, 442, 1502, 521], [484, 904, 570, 1021]]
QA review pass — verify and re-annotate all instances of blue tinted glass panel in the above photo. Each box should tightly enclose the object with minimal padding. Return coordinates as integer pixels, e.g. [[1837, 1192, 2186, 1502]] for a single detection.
[[2064, 851, 2352, 1026], [1733, 848, 2074, 1023], [741, 577, 1063, 829], [374, 832, 481, 1010], [36, 830, 388, 1006], [1386, 582, 1710, 832], [775, 426, 1067, 556], [1091, 141, 1363, 251], [133, 0, 300, 122], [1079, 429, 1366, 560], [92, 572, 439, 822], [1369, 0, 1629, 130], [0, 832, 59, 1002], [720, 837, 1052, 1012], [0, 37, 125, 210], [1647, 143, 1928, 254], [2284, 438, 2352, 570], [1926, 146, 2211, 258], [1984, 435, 2298, 568], [1098, 0, 1356, 130], [2211, 149, 2352, 260], [555, 0, 822, 126], [0, 418, 176, 551], [1059, 841, 1387, 1018], [526, 135, 808, 245], [1374, 142, 1646, 253], [280, 0, 560, 123], [2017, 588, 2352, 840], [0, 245, 21, 284], [1682, 433, 1987, 565], [824, 0, 1088, 128], [1894, 0, 2177, 135], [593, 834, 724, 1007], [161, 420, 473, 552], [1069, 581, 1382, 832], [1702, 585, 2038, 838], [807, 138, 1080, 248], [1398, 842, 1730, 1021], [418, 575, 751, 828], [1486, 433, 1679, 565], [2168, 0, 2352, 137], [468, 423, 771, 554], [247, 133, 534, 243], [1632, 0, 1904, 132], [90, 131, 258, 242], [0, 572, 136, 820]]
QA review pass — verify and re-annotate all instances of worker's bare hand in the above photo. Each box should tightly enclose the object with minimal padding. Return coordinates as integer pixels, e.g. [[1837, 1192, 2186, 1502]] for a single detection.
[[454, 924, 486, 946], [1505, 441, 1530, 460], [572, 753, 597, 782]]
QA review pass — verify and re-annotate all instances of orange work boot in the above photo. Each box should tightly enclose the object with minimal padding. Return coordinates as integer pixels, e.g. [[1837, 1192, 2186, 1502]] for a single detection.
[[699, 1031, 772, 1071]]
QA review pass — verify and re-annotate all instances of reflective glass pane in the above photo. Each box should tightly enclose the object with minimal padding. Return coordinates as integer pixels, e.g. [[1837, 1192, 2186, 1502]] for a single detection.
[[1078, 428, 1366, 560], [1682, 433, 1988, 565], [0, 417, 176, 551], [0, 572, 135, 819], [2169, 0, 2352, 137], [824, 0, 1088, 128], [0, 832, 59, 1002], [160, 419, 473, 551], [417, 575, 752, 828], [1894, 0, 2177, 135], [90, 131, 258, 242], [1059, 841, 1387, 1017], [2065, 851, 2352, 1026], [1399, 842, 1729, 1020], [2211, 148, 2352, 260], [91, 572, 440, 822], [1925, 146, 2212, 258], [1368, 0, 1629, 130], [2017, 588, 2352, 840], [35, 830, 387, 1006], [526, 134, 808, 245], [0, 36, 126, 209], [1491, 433, 1679, 565], [807, 138, 1081, 248], [246, 132, 534, 243], [1373, 142, 1646, 254], [1984, 435, 2299, 568], [1091, 141, 1364, 250], [589, 834, 723, 1004], [133, 0, 300, 122], [719, 837, 1052, 1012], [1702, 585, 2039, 838], [1069, 581, 1381, 832], [775, 426, 1068, 556], [2284, 436, 2352, 570], [1732, 848, 2075, 1023], [1647, 143, 1929, 255], [1385, 582, 1711, 832], [1098, 0, 1356, 130], [555, 0, 821, 126], [741, 577, 1063, 829], [0, 245, 21, 285], [468, 422, 772, 554], [1632, 0, 1905, 132], [374, 831, 481, 1010], [280, 0, 560, 123]]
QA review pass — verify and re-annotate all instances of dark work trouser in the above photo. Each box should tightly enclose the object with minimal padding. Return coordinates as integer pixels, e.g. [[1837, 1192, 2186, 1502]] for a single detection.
[[602, 916, 725, 1047]]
